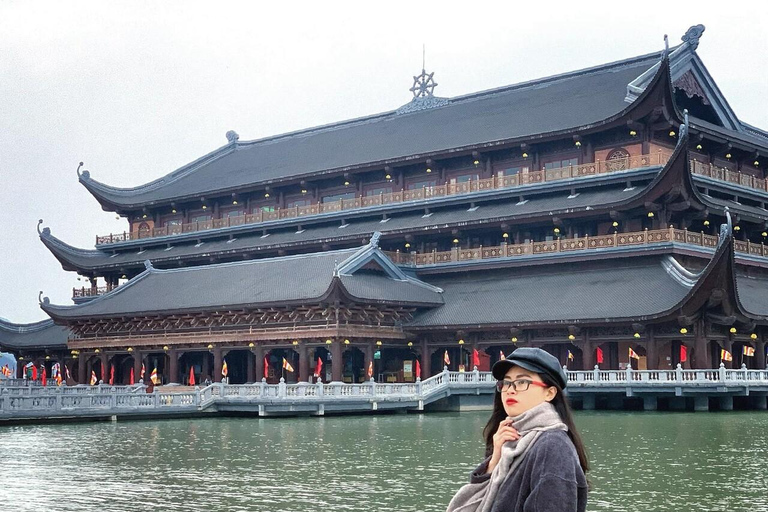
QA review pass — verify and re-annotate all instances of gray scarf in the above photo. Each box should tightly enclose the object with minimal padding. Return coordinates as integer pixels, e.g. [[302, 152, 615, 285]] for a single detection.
[[446, 401, 567, 512]]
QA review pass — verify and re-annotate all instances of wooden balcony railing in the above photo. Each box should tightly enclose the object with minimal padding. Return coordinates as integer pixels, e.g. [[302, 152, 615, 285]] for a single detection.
[[72, 285, 117, 299], [690, 160, 768, 192], [384, 226, 767, 266], [95, 151, 673, 245]]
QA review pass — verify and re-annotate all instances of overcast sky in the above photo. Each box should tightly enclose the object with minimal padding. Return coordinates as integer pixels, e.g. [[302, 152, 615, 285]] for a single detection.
[[1, 1, 767, 322]]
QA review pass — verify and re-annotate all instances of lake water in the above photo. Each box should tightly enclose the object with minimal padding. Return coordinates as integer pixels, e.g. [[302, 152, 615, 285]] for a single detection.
[[1, 411, 767, 511]]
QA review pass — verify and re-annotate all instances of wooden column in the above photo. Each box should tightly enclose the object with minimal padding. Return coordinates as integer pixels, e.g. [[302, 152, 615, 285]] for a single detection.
[[213, 347, 223, 383], [168, 349, 179, 384], [133, 350, 142, 382], [365, 342, 374, 381], [692, 323, 710, 369], [298, 342, 309, 382], [331, 339, 342, 382], [420, 339, 431, 378], [253, 345, 265, 381], [755, 341, 766, 369], [99, 353, 108, 383], [246, 350, 255, 383], [78, 353, 87, 384]]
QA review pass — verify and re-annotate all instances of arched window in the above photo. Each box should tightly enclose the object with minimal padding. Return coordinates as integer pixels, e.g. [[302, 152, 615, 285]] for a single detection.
[[605, 148, 631, 171], [137, 222, 151, 238]]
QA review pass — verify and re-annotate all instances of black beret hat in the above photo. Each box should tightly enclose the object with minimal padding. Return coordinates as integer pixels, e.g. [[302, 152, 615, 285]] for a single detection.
[[491, 347, 568, 389]]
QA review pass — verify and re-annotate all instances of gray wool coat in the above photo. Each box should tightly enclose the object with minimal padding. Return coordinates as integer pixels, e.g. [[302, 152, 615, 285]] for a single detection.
[[465, 430, 588, 512]]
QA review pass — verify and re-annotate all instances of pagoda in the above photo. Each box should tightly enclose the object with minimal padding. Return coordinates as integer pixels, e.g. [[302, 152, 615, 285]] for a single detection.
[[4, 24, 767, 385]]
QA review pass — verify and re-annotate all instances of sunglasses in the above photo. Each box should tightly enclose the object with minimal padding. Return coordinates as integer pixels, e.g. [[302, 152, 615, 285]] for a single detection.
[[495, 378, 550, 393]]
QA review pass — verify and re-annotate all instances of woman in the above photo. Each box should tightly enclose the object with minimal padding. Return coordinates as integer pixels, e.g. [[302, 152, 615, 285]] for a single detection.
[[447, 347, 589, 512]]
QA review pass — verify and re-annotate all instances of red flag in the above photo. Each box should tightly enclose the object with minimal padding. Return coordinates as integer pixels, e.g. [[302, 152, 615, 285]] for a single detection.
[[109, 364, 115, 385], [129, 367, 135, 385], [314, 357, 323, 378], [32, 365, 38, 380], [596, 347, 604, 364], [367, 360, 373, 378], [415, 359, 421, 379], [680, 345, 688, 363], [41, 366, 47, 387], [472, 349, 480, 368], [189, 367, 195, 386], [264, 356, 269, 379]]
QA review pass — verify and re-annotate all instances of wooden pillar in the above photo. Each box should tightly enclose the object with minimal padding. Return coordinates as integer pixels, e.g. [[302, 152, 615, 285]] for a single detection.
[[168, 349, 179, 384], [253, 345, 265, 381], [99, 353, 108, 383], [692, 325, 710, 369], [420, 339, 431, 378], [331, 339, 342, 382], [246, 350, 255, 383], [213, 347, 223, 383], [133, 350, 142, 382], [78, 353, 87, 384], [755, 341, 766, 369], [298, 342, 309, 382]]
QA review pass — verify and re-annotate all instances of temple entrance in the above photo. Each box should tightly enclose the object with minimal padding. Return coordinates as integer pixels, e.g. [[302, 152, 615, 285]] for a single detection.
[[377, 347, 419, 382], [312, 347, 331, 382], [223, 350, 250, 384], [266, 349, 298, 383], [145, 352, 167, 385], [342, 347, 364, 383], [595, 342, 619, 370], [485, 345, 516, 368], [180, 351, 205, 385], [111, 354, 134, 384]]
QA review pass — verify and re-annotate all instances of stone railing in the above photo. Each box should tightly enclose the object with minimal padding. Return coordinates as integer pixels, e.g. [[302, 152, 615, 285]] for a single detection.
[[385, 226, 767, 267], [95, 151, 672, 245], [566, 363, 768, 386]]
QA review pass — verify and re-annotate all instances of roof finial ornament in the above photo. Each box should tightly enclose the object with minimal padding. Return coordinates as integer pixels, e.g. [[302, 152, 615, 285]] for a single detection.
[[369, 231, 381, 248], [38, 291, 49, 305], [333, 259, 340, 278], [676, 109, 689, 145], [721, 206, 732, 239], [225, 131, 240, 144], [662, 34, 669, 59], [681, 24, 705, 51], [76, 161, 90, 180], [144, 259, 153, 271], [409, 45, 437, 99]]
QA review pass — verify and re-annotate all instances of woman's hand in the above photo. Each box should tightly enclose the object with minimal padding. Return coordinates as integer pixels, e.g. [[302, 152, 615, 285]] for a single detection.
[[486, 418, 520, 473]]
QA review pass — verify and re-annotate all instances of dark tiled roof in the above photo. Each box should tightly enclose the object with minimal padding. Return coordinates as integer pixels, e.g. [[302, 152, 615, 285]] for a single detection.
[[41, 246, 442, 319], [0, 318, 70, 350], [736, 273, 768, 318], [43, 182, 644, 272], [407, 256, 694, 327], [80, 52, 663, 208]]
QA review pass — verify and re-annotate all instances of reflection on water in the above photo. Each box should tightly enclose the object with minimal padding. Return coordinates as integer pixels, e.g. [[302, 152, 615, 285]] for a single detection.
[[1, 412, 767, 511]]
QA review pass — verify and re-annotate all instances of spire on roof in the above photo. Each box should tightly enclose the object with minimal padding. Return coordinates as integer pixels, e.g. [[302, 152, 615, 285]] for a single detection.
[[681, 24, 705, 51]]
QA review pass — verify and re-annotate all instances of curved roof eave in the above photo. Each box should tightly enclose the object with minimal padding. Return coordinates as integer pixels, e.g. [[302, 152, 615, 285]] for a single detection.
[[78, 52, 672, 211]]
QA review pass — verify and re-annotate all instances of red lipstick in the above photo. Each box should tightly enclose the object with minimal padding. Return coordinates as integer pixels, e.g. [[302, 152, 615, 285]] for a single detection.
[[505, 398, 517, 405]]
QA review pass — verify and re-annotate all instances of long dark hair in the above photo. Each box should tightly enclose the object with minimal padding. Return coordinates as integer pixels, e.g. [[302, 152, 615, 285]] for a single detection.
[[483, 373, 590, 474]]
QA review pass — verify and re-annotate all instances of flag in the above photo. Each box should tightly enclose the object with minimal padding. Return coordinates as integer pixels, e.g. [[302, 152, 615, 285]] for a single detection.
[[41, 366, 47, 387], [629, 348, 640, 360], [52, 363, 62, 386], [264, 356, 270, 379], [415, 359, 421, 379], [596, 347, 604, 364], [282, 357, 294, 373], [140, 363, 146, 380], [90, 370, 98, 385], [32, 364, 38, 380], [65, 365, 72, 381], [443, 350, 451, 366], [680, 345, 688, 363], [109, 364, 115, 385], [720, 349, 733, 362], [129, 367, 135, 385], [150, 366, 159, 385], [743, 346, 755, 357], [568, 350, 575, 361], [472, 349, 480, 368], [367, 360, 373, 378], [1, 365, 11, 377], [499, 350, 506, 361], [221, 359, 228, 378], [314, 357, 323, 378]]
